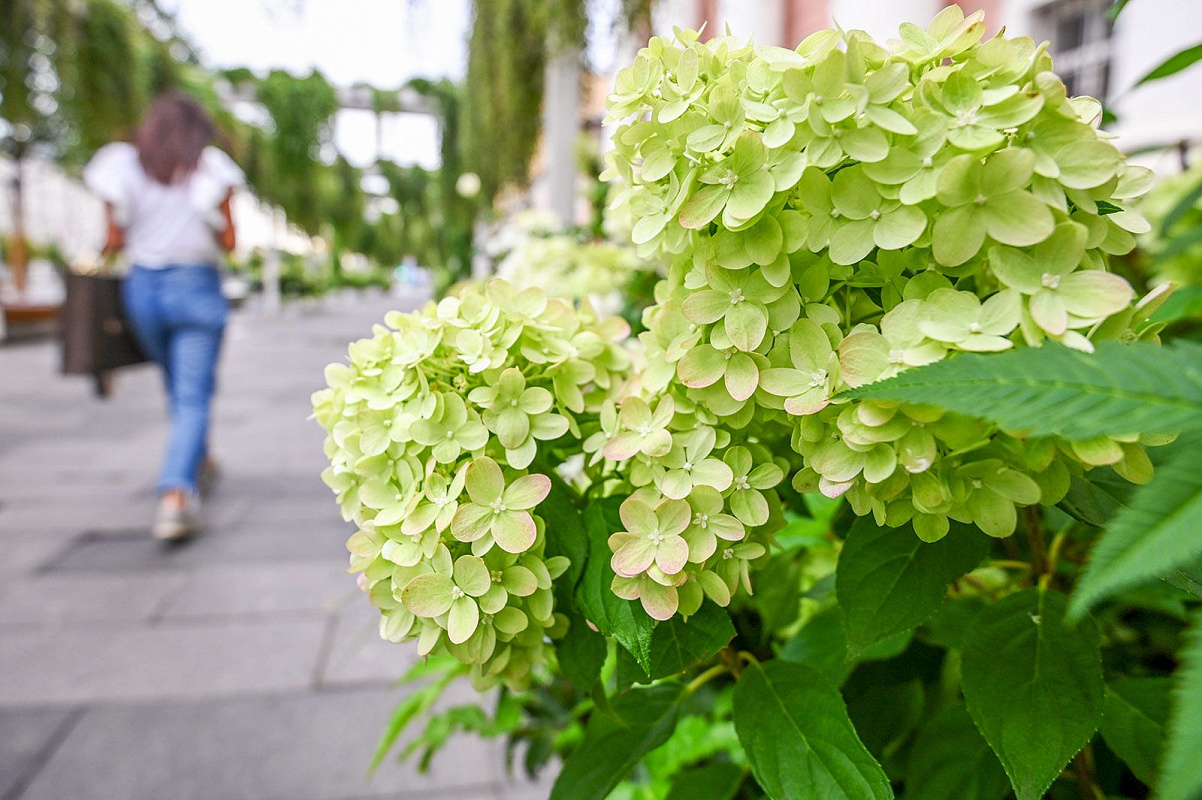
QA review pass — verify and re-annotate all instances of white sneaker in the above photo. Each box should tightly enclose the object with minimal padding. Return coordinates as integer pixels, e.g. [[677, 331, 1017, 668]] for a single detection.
[[153, 495, 198, 541]]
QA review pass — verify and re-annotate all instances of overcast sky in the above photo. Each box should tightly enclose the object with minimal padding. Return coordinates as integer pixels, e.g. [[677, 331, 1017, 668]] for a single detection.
[[162, 0, 473, 169]]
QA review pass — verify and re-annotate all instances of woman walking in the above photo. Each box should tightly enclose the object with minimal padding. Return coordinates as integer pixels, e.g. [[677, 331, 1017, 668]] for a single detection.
[[84, 91, 243, 540]]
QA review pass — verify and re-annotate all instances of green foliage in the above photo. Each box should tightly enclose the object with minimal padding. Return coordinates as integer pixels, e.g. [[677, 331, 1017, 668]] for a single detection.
[[733, 661, 892, 799], [836, 517, 986, 657], [1099, 677, 1171, 786], [617, 602, 735, 686], [550, 684, 682, 800], [1072, 440, 1202, 616], [463, 0, 550, 201], [962, 589, 1104, 800], [1135, 41, 1202, 86], [1160, 612, 1202, 800], [849, 340, 1202, 439], [902, 702, 1011, 800]]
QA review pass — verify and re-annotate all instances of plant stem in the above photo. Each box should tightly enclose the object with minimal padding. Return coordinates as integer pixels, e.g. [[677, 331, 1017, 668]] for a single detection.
[[1024, 505, 1048, 578], [685, 663, 729, 695], [1072, 745, 1103, 800], [988, 560, 1033, 571]]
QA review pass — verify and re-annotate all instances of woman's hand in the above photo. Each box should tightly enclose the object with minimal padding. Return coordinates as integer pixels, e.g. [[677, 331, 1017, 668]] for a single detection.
[[102, 202, 125, 256], [216, 191, 236, 253]]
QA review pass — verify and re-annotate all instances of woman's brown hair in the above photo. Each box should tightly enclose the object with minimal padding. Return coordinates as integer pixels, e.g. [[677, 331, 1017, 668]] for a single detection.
[[135, 91, 216, 185]]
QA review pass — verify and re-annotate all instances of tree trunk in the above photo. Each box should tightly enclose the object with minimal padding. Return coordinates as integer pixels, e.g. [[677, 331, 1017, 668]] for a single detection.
[[8, 156, 30, 296]]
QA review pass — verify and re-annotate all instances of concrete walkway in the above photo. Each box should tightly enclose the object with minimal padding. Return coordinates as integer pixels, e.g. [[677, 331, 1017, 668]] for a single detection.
[[0, 293, 547, 800]]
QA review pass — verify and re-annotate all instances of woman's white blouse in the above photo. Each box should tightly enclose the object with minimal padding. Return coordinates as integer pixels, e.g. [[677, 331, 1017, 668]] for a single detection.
[[83, 142, 245, 268]]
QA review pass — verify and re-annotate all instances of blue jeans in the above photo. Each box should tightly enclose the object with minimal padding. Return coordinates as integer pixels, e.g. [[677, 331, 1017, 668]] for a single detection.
[[122, 265, 228, 494]]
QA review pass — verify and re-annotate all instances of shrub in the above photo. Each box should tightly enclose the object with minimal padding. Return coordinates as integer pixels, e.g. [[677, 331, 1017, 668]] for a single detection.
[[314, 9, 1202, 800]]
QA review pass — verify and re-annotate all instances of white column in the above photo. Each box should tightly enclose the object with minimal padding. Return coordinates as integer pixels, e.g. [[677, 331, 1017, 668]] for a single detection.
[[542, 47, 582, 228]]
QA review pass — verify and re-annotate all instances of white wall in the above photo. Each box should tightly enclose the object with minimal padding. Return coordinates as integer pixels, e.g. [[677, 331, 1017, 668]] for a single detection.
[[722, 0, 788, 45], [827, 0, 944, 43], [0, 157, 105, 261]]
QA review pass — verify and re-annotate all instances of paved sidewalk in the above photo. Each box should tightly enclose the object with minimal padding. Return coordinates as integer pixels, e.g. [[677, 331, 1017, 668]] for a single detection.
[[0, 293, 547, 800]]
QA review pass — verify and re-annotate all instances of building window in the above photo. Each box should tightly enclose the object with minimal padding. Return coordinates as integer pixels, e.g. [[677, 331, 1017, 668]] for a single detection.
[[1038, 0, 1114, 101]]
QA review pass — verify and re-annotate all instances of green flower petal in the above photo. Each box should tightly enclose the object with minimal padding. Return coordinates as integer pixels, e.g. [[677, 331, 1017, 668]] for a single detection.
[[724, 352, 760, 401], [830, 219, 877, 265], [966, 489, 1017, 537], [447, 596, 480, 644], [401, 573, 455, 617], [677, 344, 726, 388], [612, 537, 656, 577], [465, 457, 504, 504], [744, 215, 784, 266], [451, 503, 494, 543], [726, 170, 776, 220], [502, 565, 539, 597], [454, 555, 492, 597], [874, 205, 927, 250], [492, 510, 538, 554], [678, 184, 729, 229], [494, 606, 529, 635], [682, 289, 732, 325], [725, 301, 768, 352], [933, 204, 986, 266], [639, 580, 680, 621], [984, 191, 1054, 246], [503, 474, 551, 510], [1057, 272, 1133, 318]]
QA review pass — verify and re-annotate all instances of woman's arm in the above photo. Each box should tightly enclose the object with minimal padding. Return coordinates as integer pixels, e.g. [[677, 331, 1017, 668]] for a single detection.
[[216, 191, 236, 253], [102, 202, 125, 256]]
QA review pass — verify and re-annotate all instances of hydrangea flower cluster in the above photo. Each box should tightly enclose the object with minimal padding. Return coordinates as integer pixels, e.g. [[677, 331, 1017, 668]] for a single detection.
[[495, 235, 648, 305], [602, 9, 1161, 546], [586, 394, 782, 620], [312, 279, 631, 687]]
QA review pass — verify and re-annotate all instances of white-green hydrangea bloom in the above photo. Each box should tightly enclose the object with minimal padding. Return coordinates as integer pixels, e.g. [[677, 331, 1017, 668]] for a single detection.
[[319, 11, 1171, 649], [314, 278, 632, 688], [600, 7, 1161, 568]]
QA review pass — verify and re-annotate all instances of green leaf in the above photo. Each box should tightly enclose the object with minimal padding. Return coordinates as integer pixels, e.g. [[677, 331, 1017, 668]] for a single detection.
[[902, 701, 1011, 800], [618, 602, 736, 687], [918, 596, 986, 650], [961, 588, 1104, 800], [577, 499, 656, 671], [369, 658, 461, 770], [845, 341, 1202, 439], [1164, 558, 1202, 599], [550, 684, 682, 800], [836, 517, 988, 658], [778, 605, 911, 685], [541, 477, 589, 600], [843, 671, 924, 762], [1135, 41, 1202, 86], [557, 608, 608, 689], [1058, 472, 1134, 527], [1099, 677, 1171, 786], [1071, 439, 1202, 617], [1159, 611, 1202, 800], [1158, 173, 1202, 236], [664, 762, 746, 800], [732, 660, 893, 800]]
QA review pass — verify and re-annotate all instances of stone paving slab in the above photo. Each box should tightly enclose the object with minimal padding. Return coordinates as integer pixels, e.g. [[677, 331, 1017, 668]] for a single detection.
[[0, 707, 77, 800], [16, 688, 506, 800], [0, 617, 328, 706], [45, 524, 348, 572], [319, 604, 418, 688], [0, 572, 184, 628], [160, 561, 356, 620]]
